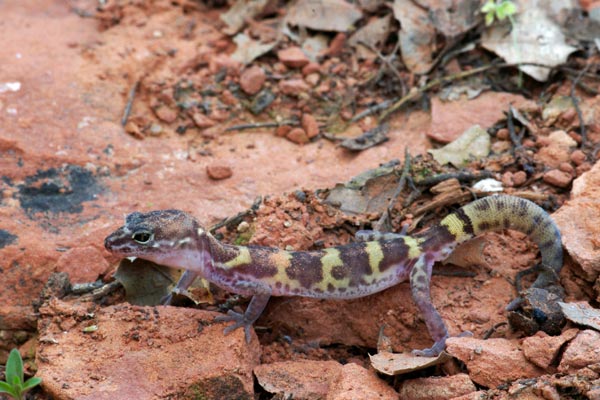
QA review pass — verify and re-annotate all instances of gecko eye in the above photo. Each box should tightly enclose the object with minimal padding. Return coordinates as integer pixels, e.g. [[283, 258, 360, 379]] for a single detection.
[[132, 231, 153, 244]]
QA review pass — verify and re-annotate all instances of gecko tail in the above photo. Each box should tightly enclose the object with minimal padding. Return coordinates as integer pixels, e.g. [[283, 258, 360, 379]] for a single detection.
[[431, 195, 563, 281]]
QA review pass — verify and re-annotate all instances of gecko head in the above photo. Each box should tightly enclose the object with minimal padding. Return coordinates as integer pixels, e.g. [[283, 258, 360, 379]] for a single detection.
[[104, 209, 209, 267]]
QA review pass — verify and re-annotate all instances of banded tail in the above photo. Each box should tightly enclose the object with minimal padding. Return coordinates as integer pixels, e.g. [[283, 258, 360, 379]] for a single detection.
[[425, 195, 563, 285]]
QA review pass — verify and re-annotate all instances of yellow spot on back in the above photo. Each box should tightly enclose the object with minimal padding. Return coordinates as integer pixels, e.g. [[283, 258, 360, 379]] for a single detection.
[[314, 248, 349, 292], [404, 236, 423, 259], [224, 247, 251, 268], [363, 241, 383, 284], [264, 250, 302, 290]]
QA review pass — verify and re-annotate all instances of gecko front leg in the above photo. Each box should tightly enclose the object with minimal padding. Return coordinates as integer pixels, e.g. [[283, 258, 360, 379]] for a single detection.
[[215, 282, 272, 343], [161, 269, 200, 305]]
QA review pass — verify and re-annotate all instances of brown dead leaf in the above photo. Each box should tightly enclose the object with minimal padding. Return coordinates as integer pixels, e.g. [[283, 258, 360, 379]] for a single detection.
[[393, 0, 435, 74], [286, 0, 363, 32], [370, 351, 451, 375]]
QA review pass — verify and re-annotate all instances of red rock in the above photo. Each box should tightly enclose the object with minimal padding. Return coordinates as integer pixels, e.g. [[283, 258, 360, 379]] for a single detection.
[[254, 360, 341, 399], [327, 33, 346, 56], [398, 373, 476, 400], [220, 89, 238, 106], [37, 299, 260, 399], [304, 72, 320, 87], [522, 329, 578, 369], [55, 246, 110, 284], [559, 330, 600, 373], [328, 363, 398, 400], [286, 127, 309, 144], [208, 54, 241, 75], [535, 130, 578, 168], [496, 128, 509, 140], [153, 105, 178, 123], [446, 337, 544, 388], [543, 169, 572, 188], [302, 62, 321, 76], [277, 46, 309, 68], [501, 171, 515, 187], [559, 162, 575, 174], [206, 163, 233, 180], [301, 114, 319, 138], [191, 112, 216, 129], [239, 65, 266, 95], [279, 79, 310, 96], [429, 92, 529, 143], [576, 162, 592, 175], [512, 170, 527, 186], [553, 160, 600, 279], [570, 149, 587, 165], [275, 125, 292, 137]]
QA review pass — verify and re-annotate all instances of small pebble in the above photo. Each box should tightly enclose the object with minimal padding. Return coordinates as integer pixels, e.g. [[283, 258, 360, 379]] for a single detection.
[[301, 114, 319, 138], [512, 171, 527, 186], [237, 221, 250, 233], [206, 164, 233, 180], [496, 128, 509, 140], [275, 125, 292, 137], [576, 162, 592, 175], [570, 150, 586, 165], [302, 62, 321, 76], [286, 127, 309, 144], [239, 66, 266, 95], [279, 79, 310, 96], [558, 162, 574, 174], [543, 169, 572, 188], [277, 46, 309, 68]]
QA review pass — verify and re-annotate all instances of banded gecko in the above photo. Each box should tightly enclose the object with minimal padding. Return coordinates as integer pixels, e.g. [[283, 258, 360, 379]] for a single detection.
[[104, 195, 563, 356]]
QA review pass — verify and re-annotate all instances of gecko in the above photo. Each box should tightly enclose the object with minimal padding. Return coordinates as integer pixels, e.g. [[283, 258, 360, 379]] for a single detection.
[[104, 195, 563, 356]]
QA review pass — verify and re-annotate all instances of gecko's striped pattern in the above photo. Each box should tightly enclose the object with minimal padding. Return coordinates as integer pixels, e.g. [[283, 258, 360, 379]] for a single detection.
[[105, 195, 563, 356]]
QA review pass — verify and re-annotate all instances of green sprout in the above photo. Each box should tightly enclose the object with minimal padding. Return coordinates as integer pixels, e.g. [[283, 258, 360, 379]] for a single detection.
[[481, 0, 517, 26], [0, 349, 42, 400]]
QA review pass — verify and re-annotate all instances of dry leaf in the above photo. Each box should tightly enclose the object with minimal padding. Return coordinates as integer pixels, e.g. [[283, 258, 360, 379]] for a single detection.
[[428, 125, 491, 168], [393, 0, 435, 74], [286, 0, 363, 32], [481, 8, 577, 81]]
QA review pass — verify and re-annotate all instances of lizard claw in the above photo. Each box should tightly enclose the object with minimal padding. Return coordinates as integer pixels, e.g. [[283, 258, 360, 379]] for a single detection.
[[215, 310, 254, 343], [412, 331, 472, 357]]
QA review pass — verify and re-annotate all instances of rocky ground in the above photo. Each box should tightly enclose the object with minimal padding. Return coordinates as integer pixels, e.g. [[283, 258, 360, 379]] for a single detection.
[[1, 0, 600, 399]]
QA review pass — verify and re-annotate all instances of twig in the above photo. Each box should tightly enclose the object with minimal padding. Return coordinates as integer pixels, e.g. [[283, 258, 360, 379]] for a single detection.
[[373, 148, 411, 232], [121, 80, 139, 126], [350, 98, 397, 123], [378, 62, 565, 122], [414, 171, 493, 187], [483, 322, 507, 340], [225, 120, 297, 132], [358, 39, 405, 95], [209, 196, 262, 233], [507, 106, 524, 150], [569, 63, 590, 147]]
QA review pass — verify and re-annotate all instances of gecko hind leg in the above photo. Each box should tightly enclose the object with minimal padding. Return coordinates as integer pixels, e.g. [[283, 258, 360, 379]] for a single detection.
[[215, 284, 271, 343], [409, 256, 472, 357]]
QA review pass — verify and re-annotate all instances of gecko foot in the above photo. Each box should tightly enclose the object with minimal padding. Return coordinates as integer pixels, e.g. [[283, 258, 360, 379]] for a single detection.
[[412, 331, 472, 357], [215, 310, 254, 343]]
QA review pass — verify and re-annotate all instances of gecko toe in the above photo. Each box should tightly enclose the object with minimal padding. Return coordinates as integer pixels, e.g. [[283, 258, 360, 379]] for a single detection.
[[215, 310, 254, 341]]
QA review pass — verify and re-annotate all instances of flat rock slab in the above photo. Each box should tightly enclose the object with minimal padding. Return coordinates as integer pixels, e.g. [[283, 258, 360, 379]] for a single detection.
[[36, 299, 260, 400]]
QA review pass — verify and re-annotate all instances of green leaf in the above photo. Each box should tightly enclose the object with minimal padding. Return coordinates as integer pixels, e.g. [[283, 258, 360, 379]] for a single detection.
[[481, 1, 496, 14], [497, 1, 517, 19], [6, 349, 24, 387], [22, 377, 42, 391], [485, 12, 495, 26], [0, 380, 18, 396]]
